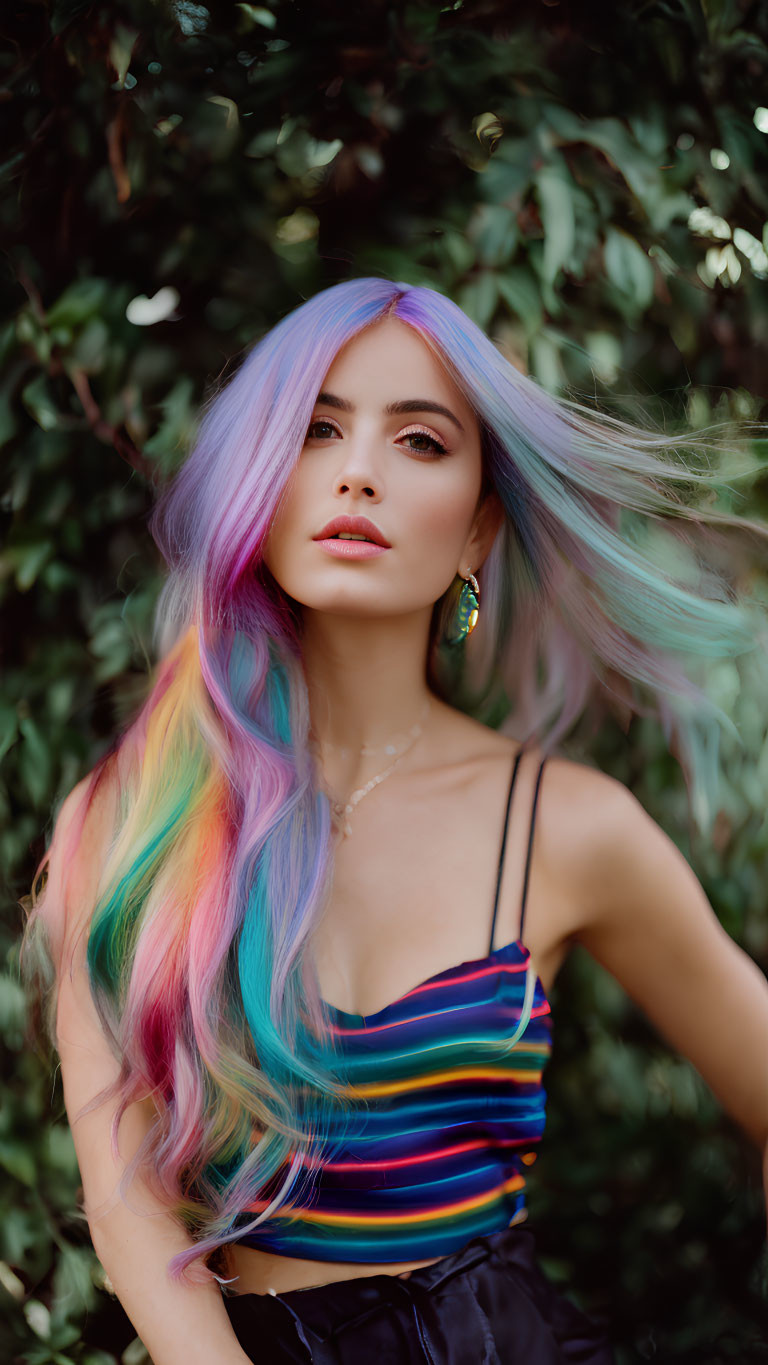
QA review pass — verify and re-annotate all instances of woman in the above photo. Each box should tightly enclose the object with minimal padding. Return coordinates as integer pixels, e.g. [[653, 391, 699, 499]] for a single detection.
[[21, 277, 768, 1365]]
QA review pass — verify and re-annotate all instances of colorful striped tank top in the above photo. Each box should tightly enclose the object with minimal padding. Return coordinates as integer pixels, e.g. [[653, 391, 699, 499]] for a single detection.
[[233, 748, 552, 1263]]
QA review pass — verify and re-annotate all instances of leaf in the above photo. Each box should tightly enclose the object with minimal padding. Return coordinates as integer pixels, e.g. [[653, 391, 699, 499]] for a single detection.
[[108, 24, 138, 89], [143, 376, 198, 475], [604, 227, 655, 314], [0, 1138, 36, 1186], [0, 703, 18, 763], [50, 1244, 98, 1327], [21, 377, 60, 432], [456, 272, 499, 329], [88, 616, 133, 682], [45, 1125, 80, 1181], [45, 279, 110, 331], [0, 389, 17, 447], [121, 1340, 152, 1365], [0, 973, 28, 1038], [543, 106, 695, 231], [0, 1208, 40, 1270], [18, 715, 54, 806], [529, 329, 567, 393], [70, 318, 111, 374], [534, 162, 575, 285], [236, 2, 276, 28], [497, 268, 543, 333], [7, 537, 55, 591], [440, 229, 475, 276], [468, 203, 518, 266]]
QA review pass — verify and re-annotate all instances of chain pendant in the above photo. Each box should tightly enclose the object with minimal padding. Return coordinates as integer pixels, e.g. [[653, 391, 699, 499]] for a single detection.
[[325, 699, 431, 837]]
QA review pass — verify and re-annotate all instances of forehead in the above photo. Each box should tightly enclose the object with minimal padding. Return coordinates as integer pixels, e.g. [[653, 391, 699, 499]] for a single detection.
[[319, 317, 475, 423]]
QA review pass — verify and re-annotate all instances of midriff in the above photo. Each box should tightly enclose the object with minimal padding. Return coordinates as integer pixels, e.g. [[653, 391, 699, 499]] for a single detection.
[[221, 1245, 439, 1295], [221, 1206, 529, 1295]]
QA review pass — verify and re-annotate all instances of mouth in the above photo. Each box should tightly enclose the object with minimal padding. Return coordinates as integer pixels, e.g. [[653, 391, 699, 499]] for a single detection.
[[313, 516, 391, 548], [325, 533, 373, 541], [313, 537, 390, 560]]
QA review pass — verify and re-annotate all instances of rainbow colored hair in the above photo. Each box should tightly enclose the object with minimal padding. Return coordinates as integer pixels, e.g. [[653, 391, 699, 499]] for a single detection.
[[20, 277, 768, 1285]]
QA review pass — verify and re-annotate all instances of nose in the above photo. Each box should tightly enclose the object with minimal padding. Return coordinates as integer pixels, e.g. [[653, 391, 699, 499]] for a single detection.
[[332, 442, 382, 501]]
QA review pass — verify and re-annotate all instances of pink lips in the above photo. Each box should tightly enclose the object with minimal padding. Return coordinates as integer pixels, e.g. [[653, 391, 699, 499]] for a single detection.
[[314, 539, 389, 559], [312, 513, 391, 560]]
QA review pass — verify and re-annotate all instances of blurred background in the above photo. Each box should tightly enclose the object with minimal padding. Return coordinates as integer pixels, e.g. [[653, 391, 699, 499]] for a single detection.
[[3, 1, 768, 1361]]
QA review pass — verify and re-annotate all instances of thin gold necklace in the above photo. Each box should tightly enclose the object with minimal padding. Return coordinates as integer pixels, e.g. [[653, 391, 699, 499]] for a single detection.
[[310, 697, 432, 838]]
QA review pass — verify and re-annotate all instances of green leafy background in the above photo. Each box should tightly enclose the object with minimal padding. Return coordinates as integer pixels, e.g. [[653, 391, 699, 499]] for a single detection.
[[3, 1, 768, 1360]]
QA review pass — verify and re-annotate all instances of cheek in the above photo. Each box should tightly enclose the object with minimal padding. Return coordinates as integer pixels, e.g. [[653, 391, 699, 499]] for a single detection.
[[406, 471, 480, 555]]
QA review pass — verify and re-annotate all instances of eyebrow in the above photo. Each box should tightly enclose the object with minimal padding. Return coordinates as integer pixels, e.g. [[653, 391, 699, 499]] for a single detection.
[[315, 391, 466, 435]]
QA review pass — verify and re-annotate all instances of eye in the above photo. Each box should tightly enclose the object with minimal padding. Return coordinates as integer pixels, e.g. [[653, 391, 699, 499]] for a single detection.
[[398, 426, 449, 459], [305, 418, 340, 442], [304, 418, 449, 458]]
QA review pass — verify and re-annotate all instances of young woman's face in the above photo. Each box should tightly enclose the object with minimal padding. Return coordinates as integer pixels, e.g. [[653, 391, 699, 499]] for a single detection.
[[262, 316, 497, 623]]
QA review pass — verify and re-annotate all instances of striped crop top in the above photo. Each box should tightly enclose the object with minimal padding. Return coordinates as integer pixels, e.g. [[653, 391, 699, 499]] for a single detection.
[[233, 748, 552, 1263]]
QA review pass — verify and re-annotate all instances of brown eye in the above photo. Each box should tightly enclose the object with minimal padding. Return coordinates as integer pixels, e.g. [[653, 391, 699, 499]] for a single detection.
[[305, 419, 340, 441], [399, 429, 448, 458]]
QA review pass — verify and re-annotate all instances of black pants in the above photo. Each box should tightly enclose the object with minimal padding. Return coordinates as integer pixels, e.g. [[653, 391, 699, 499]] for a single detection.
[[223, 1224, 615, 1363]]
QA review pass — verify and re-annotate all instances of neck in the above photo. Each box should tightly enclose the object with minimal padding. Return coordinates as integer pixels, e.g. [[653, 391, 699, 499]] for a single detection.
[[300, 606, 435, 763]]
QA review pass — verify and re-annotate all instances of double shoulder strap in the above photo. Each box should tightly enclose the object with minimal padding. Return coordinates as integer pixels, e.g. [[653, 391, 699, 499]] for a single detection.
[[488, 747, 547, 954]]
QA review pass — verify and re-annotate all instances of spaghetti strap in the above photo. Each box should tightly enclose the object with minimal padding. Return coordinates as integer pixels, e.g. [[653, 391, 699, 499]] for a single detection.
[[519, 757, 547, 943], [488, 748, 524, 955]]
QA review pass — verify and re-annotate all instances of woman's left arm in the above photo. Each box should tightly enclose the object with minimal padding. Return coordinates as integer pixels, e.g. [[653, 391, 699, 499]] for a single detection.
[[570, 767, 768, 1222]]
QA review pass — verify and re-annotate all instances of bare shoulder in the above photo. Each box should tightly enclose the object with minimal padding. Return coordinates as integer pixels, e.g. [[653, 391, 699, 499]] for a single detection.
[[533, 750, 755, 1019], [520, 749, 694, 945], [532, 751, 641, 923], [449, 727, 671, 951]]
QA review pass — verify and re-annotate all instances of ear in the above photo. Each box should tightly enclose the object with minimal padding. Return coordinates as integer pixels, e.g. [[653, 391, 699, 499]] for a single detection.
[[461, 489, 505, 573]]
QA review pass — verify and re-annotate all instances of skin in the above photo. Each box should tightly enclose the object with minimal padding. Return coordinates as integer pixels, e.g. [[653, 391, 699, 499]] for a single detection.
[[217, 316, 768, 1297]]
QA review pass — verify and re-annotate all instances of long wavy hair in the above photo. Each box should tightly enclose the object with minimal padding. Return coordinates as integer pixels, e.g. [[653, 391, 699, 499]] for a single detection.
[[20, 276, 768, 1285]]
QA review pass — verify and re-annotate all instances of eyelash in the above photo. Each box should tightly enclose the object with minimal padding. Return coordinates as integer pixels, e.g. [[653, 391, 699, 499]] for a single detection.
[[305, 419, 449, 459]]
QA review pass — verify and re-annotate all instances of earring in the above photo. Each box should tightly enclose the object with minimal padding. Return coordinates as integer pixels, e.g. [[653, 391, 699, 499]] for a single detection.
[[445, 569, 480, 645]]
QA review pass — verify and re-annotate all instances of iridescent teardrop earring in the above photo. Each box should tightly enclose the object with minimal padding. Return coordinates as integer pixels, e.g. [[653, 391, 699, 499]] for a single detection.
[[445, 569, 480, 645]]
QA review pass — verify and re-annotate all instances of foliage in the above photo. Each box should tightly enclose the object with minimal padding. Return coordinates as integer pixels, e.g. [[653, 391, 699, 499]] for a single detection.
[[3, 0, 768, 1359]]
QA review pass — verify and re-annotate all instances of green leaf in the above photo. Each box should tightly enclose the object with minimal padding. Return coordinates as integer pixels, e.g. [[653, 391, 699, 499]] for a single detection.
[[45, 1125, 80, 1181], [45, 279, 110, 330], [70, 318, 111, 374], [456, 272, 499, 328], [0, 703, 18, 762], [468, 203, 518, 266], [439, 229, 476, 276], [18, 715, 54, 806], [88, 616, 133, 682], [21, 377, 60, 432], [0, 389, 17, 447], [0, 973, 28, 1038], [529, 329, 567, 393], [0, 1138, 37, 1186], [121, 1340, 151, 1365], [534, 163, 575, 285], [143, 376, 198, 475], [51, 1244, 98, 1327], [497, 268, 543, 333], [7, 537, 55, 591], [0, 1205, 44, 1264], [604, 226, 655, 315]]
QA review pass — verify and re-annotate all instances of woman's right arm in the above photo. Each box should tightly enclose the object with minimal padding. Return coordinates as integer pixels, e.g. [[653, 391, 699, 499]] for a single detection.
[[51, 775, 254, 1365]]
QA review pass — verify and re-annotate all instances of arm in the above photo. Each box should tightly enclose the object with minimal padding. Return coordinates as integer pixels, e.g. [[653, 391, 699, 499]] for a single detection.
[[564, 764, 768, 1218], [52, 776, 253, 1365]]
